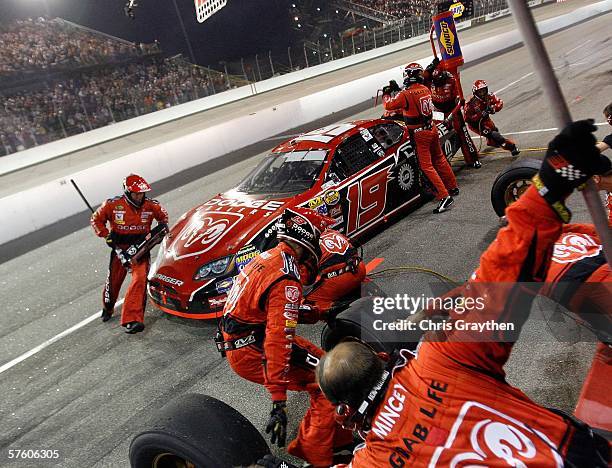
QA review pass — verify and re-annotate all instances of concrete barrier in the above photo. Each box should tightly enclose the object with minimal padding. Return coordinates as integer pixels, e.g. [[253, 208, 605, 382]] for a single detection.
[[1, 0, 610, 245]]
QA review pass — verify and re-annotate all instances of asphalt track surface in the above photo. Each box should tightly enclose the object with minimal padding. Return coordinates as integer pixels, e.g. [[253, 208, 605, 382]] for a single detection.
[[1, 7, 611, 468]]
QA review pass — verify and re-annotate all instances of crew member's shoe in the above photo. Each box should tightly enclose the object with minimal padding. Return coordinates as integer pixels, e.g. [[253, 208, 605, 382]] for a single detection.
[[433, 196, 454, 214], [124, 322, 145, 334], [471, 160, 482, 169], [101, 308, 113, 322], [510, 145, 520, 156], [449, 187, 460, 197]]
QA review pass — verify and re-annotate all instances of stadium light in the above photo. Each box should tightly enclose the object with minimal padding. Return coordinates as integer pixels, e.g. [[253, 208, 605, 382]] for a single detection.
[[294, 16, 298, 21]]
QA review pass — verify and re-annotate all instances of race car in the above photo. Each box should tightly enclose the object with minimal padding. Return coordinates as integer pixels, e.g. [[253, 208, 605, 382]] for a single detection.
[[148, 118, 461, 319]]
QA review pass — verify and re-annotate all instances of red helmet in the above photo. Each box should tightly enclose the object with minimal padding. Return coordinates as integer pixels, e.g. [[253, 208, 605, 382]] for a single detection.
[[123, 174, 150, 207], [473, 79, 488, 99], [432, 69, 453, 87], [123, 174, 151, 194], [276, 207, 333, 263], [403, 62, 424, 86]]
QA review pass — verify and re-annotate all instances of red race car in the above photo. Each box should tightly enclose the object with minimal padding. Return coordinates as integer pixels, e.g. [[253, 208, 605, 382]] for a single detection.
[[148, 118, 461, 319]]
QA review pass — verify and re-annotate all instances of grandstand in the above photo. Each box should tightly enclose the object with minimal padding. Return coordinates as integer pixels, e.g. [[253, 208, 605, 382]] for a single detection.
[[0, 17, 246, 156]]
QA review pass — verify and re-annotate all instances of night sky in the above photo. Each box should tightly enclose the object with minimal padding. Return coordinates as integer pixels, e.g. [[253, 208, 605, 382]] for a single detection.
[[0, 0, 293, 66]]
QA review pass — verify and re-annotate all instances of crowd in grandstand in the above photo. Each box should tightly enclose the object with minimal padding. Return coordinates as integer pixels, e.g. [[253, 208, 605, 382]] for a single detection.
[[0, 57, 226, 155], [346, 0, 438, 19], [0, 17, 158, 77]]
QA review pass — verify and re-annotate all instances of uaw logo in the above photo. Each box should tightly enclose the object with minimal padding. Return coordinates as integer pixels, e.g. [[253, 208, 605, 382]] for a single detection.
[[552, 232, 601, 264], [430, 402, 563, 467], [439, 21, 456, 56], [173, 211, 243, 260], [449, 2, 465, 18]]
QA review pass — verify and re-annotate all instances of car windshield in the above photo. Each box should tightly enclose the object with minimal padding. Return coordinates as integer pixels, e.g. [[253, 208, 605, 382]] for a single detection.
[[236, 150, 327, 196]]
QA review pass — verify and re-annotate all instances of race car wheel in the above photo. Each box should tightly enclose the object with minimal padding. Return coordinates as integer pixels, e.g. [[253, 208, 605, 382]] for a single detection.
[[129, 394, 269, 468], [490, 158, 542, 217], [321, 297, 415, 355]]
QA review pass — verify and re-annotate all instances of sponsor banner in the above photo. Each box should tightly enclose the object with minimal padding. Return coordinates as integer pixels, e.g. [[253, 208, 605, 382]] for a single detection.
[[485, 8, 510, 21], [456, 19, 472, 30], [432, 11, 464, 69]]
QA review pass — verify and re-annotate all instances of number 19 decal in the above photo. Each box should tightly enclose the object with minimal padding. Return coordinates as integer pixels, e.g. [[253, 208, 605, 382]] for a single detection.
[[346, 167, 392, 235]]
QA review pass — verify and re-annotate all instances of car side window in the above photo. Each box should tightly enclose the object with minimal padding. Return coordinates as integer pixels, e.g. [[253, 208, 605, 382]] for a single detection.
[[372, 123, 404, 149], [332, 134, 379, 177]]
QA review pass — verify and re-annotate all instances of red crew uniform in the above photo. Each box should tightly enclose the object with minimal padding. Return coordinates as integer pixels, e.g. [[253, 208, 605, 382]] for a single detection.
[[221, 242, 352, 467], [464, 80, 519, 155], [340, 185, 609, 467], [383, 68, 457, 201], [426, 66, 480, 166], [303, 229, 366, 316], [91, 194, 168, 326]]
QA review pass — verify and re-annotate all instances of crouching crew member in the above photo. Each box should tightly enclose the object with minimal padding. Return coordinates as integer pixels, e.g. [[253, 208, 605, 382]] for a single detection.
[[91, 174, 168, 333], [464, 79, 520, 156], [218, 207, 353, 468]]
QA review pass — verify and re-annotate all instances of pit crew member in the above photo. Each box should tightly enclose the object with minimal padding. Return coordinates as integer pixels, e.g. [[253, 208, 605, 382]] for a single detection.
[[301, 229, 366, 322], [465, 79, 520, 156], [424, 58, 481, 168], [91, 174, 168, 333], [259, 120, 611, 468], [380, 80, 404, 121], [383, 63, 459, 214], [218, 207, 353, 468], [596, 101, 612, 153]]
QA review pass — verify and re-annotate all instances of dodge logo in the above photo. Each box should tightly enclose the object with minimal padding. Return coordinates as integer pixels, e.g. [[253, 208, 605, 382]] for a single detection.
[[173, 211, 244, 260]]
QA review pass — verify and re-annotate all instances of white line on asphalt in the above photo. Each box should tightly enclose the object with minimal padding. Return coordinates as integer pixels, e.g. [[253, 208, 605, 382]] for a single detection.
[[495, 72, 534, 95], [565, 39, 591, 57], [470, 123, 607, 142], [0, 299, 124, 375]]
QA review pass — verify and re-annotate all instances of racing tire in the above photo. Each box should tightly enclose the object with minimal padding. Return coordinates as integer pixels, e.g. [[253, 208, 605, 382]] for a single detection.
[[321, 297, 417, 355], [129, 393, 269, 468], [490, 158, 542, 217]]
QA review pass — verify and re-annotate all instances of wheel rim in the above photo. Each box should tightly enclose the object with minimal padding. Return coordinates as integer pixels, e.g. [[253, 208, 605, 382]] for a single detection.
[[152, 453, 196, 468], [504, 179, 531, 207]]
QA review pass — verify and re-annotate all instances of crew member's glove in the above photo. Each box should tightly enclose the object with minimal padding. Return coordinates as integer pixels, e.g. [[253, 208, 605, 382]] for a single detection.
[[256, 454, 299, 468], [388, 79, 400, 93], [265, 401, 288, 447], [481, 111, 489, 120], [534, 120, 612, 222], [426, 56, 440, 73], [298, 303, 321, 324], [382, 85, 393, 97], [105, 235, 115, 249]]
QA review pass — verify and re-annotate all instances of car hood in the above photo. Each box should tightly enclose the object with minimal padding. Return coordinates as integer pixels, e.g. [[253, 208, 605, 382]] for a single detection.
[[162, 190, 288, 265]]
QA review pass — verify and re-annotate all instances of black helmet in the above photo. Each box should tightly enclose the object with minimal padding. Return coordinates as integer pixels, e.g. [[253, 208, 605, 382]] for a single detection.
[[403, 62, 424, 86], [276, 207, 331, 263]]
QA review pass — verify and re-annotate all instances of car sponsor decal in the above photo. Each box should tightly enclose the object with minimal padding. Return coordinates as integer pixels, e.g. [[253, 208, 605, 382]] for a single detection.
[[155, 274, 184, 287], [173, 211, 244, 260], [215, 277, 234, 294], [235, 244, 261, 271], [397, 162, 415, 191], [324, 190, 340, 206], [202, 198, 283, 212], [285, 285, 300, 303]]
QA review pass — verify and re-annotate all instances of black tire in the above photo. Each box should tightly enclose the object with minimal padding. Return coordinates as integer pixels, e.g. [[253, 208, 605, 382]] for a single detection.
[[490, 158, 542, 217], [129, 393, 269, 468], [321, 297, 419, 355]]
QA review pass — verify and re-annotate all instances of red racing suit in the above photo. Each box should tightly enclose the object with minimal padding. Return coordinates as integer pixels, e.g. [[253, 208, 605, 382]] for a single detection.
[[91, 196, 168, 325], [338, 186, 609, 467], [221, 242, 352, 467], [464, 93, 517, 152], [383, 85, 457, 200], [303, 229, 366, 317], [430, 74, 479, 165]]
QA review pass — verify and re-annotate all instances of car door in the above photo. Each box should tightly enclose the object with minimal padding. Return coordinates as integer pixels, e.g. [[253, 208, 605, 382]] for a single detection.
[[322, 125, 398, 237]]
